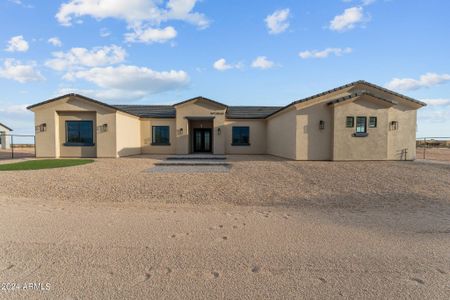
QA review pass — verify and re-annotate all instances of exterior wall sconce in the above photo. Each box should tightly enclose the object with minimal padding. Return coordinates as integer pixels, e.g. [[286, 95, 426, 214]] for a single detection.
[[218, 128, 221, 135], [390, 121, 399, 131], [179, 128, 183, 135], [319, 120, 325, 130], [35, 123, 47, 133], [98, 123, 108, 133]]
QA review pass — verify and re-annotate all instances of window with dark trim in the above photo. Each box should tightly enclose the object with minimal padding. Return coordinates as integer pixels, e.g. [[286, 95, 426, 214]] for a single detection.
[[65, 121, 94, 146], [369, 117, 377, 128], [232, 126, 250, 145], [346, 116, 354, 128], [152, 126, 170, 145], [356, 117, 367, 133]]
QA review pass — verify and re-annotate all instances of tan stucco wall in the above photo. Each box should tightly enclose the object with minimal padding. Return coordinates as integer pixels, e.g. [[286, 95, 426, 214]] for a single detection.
[[332, 96, 390, 160], [141, 118, 177, 154], [175, 99, 226, 154], [58, 111, 97, 158], [296, 103, 333, 160], [266, 107, 297, 160], [387, 102, 417, 160], [115, 111, 141, 157], [225, 120, 267, 154], [31, 96, 118, 158]]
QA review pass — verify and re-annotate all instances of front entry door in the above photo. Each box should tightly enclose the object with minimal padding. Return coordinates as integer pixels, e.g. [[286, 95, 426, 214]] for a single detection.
[[193, 128, 212, 153]]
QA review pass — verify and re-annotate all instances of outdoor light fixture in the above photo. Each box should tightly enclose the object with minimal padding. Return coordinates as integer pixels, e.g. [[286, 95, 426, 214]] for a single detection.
[[179, 128, 183, 135], [35, 123, 46, 132], [319, 120, 325, 130], [390, 121, 399, 131], [98, 123, 108, 132], [218, 128, 221, 135]]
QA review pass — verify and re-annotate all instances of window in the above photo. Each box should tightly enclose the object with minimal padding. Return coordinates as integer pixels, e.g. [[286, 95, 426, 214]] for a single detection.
[[65, 121, 94, 146], [369, 117, 377, 128], [232, 127, 250, 145], [356, 117, 367, 133], [346, 116, 354, 128], [152, 126, 170, 145]]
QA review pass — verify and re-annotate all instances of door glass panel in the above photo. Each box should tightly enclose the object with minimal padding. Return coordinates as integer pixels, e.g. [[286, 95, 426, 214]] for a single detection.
[[195, 131, 202, 151], [204, 131, 210, 151]]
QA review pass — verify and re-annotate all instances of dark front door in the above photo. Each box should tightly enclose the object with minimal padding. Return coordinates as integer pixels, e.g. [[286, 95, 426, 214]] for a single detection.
[[193, 128, 212, 153]]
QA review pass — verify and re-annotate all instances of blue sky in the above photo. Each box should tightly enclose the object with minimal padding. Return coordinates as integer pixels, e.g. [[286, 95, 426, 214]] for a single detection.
[[0, 0, 449, 137]]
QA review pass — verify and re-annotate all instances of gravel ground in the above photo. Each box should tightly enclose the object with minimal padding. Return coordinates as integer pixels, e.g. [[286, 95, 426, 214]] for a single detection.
[[0, 155, 449, 299], [0, 155, 449, 210]]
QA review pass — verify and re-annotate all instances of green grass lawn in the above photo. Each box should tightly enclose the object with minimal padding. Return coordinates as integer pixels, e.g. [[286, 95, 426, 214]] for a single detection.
[[0, 159, 94, 171]]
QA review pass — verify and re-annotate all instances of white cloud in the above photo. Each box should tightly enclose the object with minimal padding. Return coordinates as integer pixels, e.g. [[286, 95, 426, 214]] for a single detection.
[[213, 58, 243, 71], [265, 8, 290, 34], [46, 45, 127, 71], [56, 0, 209, 28], [125, 26, 177, 44], [386, 73, 450, 91], [0, 59, 45, 83], [165, 0, 209, 29], [422, 99, 450, 106], [48, 37, 62, 47], [63, 65, 189, 99], [419, 104, 450, 123], [329, 6, 367, 32], [299, 47, 352, 59], [5, 35, 29, 52], [0, 104, 30, 114], [251, 56, 275, 69]]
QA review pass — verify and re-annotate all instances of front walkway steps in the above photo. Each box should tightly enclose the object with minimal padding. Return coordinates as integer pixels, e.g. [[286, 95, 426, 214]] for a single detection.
[[166, 155, 226, 160], [155, 155, 230, 166]]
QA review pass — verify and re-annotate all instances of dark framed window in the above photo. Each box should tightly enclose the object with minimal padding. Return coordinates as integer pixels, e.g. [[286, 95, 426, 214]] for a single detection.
[[232, 127, 250, 145], [65, 121, 94, 146], [356, 117, 367, 133], [369, 117, 377, 128], [152, 126, 170, 145], [346, 116, 354, 128]]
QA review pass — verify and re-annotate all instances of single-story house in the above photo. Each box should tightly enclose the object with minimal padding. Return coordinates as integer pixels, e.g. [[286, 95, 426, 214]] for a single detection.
[[27, 80, 426, 160], [0, 122, 12, 150]]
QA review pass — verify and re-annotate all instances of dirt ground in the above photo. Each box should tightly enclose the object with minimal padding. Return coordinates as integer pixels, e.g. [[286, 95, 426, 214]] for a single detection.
[[417, 147, 450, 162], [0, 155, 449, 299]]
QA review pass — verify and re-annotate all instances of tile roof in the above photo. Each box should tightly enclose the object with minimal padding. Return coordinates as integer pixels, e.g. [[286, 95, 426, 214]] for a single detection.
[[27, 80, 426, 120], [113, 105, 176, 118], [226, 106, 283, 119], [265, 80, 426, 118]]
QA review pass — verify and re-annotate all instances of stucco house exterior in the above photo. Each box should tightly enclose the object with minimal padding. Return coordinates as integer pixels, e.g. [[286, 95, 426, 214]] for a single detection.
[[0, 122, 12, 150], [27, 80, 426, 160]]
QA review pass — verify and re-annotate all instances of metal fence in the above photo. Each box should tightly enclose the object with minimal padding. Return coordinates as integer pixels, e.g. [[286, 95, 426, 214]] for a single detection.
[[416, 137, 450, 161], [0, 134, 36, 160]]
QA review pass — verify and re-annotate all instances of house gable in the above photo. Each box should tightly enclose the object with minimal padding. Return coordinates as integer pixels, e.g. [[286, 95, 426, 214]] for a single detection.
[[173, 96, 227, 109]]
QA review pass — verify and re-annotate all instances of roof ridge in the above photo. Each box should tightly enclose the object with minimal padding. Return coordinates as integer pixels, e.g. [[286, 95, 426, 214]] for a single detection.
[[0, 122, 13, 131]]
